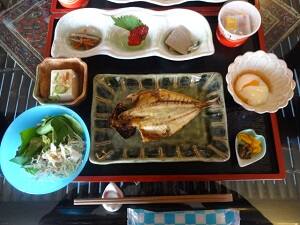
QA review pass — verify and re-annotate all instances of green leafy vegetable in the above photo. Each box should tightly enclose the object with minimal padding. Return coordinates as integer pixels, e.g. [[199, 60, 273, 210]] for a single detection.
[[54, 85, 68, 94], [51, 117, 74, 144], [36, 118, 53, 135], [11, 115, 84, 171], [61, 114, 83, 136], [111, 15, 144, 31], [42, 135, 51, 145], [25, 167, 39, 175], [11, 137, 43, 165], [16, 127, 38, 156]]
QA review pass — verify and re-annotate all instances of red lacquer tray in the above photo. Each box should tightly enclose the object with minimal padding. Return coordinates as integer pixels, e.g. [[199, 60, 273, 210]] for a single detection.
[[46, 0, 285, 182], [50, 0, 225, 14]]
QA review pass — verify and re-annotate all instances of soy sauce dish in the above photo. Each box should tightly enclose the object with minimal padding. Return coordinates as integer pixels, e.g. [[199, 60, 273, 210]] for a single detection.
[[235, 129, 266, 167], [0, 105, 90, 194]]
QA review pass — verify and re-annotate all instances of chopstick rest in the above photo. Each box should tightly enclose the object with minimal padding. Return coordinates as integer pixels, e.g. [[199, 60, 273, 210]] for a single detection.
[[101, 182, 124, 212]]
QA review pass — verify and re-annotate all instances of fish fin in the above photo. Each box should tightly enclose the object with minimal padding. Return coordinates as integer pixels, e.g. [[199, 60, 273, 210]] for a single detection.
[[157, 89, 200, 103], [126, 90, 158, 106], [138, 124, 170, 142], [206, 96, 220, 105], [196, 96, 220, 109]]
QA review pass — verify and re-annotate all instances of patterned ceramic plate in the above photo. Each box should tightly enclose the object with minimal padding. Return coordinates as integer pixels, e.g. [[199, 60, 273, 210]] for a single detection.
[[90, 73, 229, 164]]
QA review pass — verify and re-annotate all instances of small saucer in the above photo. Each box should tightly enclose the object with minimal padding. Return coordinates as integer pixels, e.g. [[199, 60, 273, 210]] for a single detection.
[[235, 129, 266, 167]]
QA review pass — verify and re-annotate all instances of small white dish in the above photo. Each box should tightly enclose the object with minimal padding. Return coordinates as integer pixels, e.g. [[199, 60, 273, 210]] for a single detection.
[[51, 7, 214, 61], [102, 182, 124, 212], [226, 50, 296, 113], [108, 0, 228, 6], [235, 129, 266, 167]]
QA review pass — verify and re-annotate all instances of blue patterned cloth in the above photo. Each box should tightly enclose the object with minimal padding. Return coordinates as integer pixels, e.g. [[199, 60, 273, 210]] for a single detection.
[[127, 208, 240, 225]]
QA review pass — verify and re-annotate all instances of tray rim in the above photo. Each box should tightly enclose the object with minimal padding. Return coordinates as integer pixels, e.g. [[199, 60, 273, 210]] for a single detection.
[[50, 0, 224, 14], [45, 2, 286, 181], [106, 0, 228, 6]]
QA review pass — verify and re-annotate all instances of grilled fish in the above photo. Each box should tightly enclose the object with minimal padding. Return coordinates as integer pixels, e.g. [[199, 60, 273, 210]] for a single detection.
[[110, 89, 218, 142]]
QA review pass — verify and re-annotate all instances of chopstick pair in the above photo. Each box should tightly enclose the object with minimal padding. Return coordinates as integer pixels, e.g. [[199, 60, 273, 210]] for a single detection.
[[74, 194, 233, 205]]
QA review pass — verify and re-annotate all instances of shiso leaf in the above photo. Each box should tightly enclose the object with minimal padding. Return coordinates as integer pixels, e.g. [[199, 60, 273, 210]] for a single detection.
[[111, 15, 144, 31]]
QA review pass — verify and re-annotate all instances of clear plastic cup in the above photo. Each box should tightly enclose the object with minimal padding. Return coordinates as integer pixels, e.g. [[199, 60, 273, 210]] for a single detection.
[[216, 1, 262, 47]]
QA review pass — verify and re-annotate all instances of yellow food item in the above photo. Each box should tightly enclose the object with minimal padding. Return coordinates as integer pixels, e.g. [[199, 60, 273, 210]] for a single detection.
[[223, 14, 252, 35], [235, 73, 269, 106], [224, 16, 238, 32], [238, 133, 262, 155]]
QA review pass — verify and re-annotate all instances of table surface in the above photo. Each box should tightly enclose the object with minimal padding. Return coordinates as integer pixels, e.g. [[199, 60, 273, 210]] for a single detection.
[[0, 0, 300, 224]]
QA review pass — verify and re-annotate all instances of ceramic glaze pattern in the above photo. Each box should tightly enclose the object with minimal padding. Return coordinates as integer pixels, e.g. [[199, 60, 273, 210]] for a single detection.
[[90, 73, 229, 164]]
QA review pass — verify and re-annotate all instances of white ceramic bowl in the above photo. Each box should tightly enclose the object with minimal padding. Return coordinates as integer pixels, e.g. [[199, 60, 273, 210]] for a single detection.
[[235, 129, 266, 167], [226, 51, 296, 113]]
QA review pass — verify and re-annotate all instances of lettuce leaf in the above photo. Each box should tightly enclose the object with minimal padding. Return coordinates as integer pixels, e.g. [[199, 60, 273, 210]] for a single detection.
[[11, 115, 83, 168], [16, 127, 38, 156], [11, 137, 43, 165]]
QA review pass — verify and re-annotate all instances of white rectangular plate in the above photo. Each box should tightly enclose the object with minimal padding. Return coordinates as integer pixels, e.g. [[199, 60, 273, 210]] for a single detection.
[[51, 7, 214, 61]]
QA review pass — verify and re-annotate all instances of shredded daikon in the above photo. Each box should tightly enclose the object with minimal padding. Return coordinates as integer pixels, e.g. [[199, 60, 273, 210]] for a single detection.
[[24, 136, 84, 177]]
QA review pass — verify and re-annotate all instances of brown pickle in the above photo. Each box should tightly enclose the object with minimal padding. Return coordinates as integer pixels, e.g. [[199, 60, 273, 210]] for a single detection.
[[238, 144, 252, 159]]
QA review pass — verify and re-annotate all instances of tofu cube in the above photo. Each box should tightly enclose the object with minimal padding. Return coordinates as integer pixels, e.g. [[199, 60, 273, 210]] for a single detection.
[[49, 69, 79, 102]]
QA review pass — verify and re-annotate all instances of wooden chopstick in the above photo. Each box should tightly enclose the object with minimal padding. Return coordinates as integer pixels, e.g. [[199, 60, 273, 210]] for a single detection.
[[74, 194, 233, 205]]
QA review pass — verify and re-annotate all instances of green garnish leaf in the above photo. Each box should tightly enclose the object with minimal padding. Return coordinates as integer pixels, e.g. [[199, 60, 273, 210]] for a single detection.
[[16, 127, 38, 156], [54, 85, 68, 94], [61, 114, 83, 137], [111, 15, 144, 31], [42, 135, 51, 145], [51, 117, 81, 144], [55, 72, 60, 82], [25, 167, 39, 175], [10, 156, 30, 165], [11, 137, 43, 165], [36, 118, 53, 135]]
